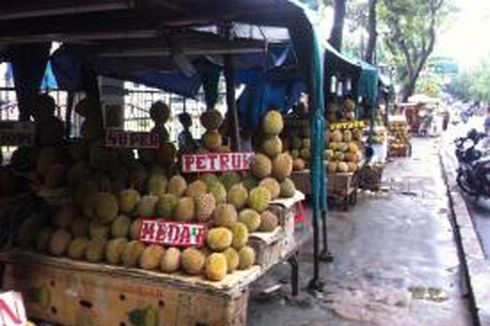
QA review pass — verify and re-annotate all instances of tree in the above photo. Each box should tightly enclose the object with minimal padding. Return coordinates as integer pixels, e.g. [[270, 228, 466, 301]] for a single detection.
[[379, 0, 450, 101], [329, 0, 347, 51], [447, 59, 490, 103], [364, 0, 378, 63]]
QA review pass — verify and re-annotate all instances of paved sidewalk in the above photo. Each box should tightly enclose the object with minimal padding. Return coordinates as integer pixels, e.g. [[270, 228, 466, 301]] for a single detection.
[[249, 138, 472, 326]]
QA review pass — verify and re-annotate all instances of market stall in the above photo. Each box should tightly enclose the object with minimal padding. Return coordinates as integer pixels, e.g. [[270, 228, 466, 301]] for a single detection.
[[0, 0, 329, 324]]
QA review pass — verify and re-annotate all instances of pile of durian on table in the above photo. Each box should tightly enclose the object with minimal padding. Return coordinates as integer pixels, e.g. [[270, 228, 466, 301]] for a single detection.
[[13, 99, 296, 282]]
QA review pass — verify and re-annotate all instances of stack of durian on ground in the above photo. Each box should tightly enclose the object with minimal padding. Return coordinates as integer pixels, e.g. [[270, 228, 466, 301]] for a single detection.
[[14, 104, 297, 282]]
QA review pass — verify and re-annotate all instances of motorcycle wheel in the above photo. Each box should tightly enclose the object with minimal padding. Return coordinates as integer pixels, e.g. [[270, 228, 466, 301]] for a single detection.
[[456, 171, 479, 196]]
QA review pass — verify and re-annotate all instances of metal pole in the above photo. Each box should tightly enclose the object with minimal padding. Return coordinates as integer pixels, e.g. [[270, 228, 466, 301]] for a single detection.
[[223, 25, 241, 152]]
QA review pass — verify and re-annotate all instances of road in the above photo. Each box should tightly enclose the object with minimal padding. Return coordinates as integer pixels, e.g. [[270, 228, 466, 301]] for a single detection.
[[442, 115, 490, 258]]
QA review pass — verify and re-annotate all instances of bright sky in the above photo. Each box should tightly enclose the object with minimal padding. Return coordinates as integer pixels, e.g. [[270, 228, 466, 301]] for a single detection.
[[436, 0, 490, 70]]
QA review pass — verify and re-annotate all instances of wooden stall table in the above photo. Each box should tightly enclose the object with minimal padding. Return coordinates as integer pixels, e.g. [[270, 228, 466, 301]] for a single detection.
[[327, 172, 358, 211]]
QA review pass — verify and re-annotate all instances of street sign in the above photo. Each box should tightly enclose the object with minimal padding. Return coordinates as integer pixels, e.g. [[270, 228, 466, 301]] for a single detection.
[[104, 129, 159, 149], [0, 292, 27, 326], [139, 219, 207, 248], [0, 121, 35, 146], [181, 152, 255, 173]]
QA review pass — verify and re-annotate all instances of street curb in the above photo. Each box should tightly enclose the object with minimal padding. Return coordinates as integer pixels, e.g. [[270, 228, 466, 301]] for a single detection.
[[439, 151, 490, 326]]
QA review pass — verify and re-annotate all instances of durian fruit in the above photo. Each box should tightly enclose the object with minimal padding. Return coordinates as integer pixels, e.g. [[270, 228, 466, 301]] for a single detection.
[[70, 217, 89, 238], [327, 162, 338, 173], [331, 130, 343, 142], [122, 240, 146, 268], [227, 184, 248, 210], [167, 175, 187, 197], [291, 149, 299, 159], [206, 227, 233, 251], [205, 253, 228, 281], [147, 174, 168, 196], [149, 101, 171, 124], [111, 215, 132, 238], [35, 227, 54, 252], [348, 142, 359, 153], [213, 204, 238, 228], [202, 130, 223, 152], [155, 194, 179, 219], [238, 209, 261, 232], [347, 162, 358, 172], [262, 136, 283, 158], [219, 172, 241, 191], [337, 162, 349, 173], [105, 238, 128, 265], [280, 178, 296, 198], [185, 180, 207, 198], [200, 173, 220, 187], [129, 219, 143, 240], [343, 130, 353, 142], [223, 248, 239, 273], [16, 215, 44, 248], [248, 186, 271, 213], [139, 245, 165, 270], [67, 237, 89, 259], [208, 181, 227, 204], [36, 147, 60, 176], [272, 153, 293, 181], [195, 193, 216, 222], [238, 246, 256, 270], [174, 197, 195, 222], [242, 173, 259, 191], [89, 220, 110, 240], [200, 109, 224, 130], [67, 162, 91, 188], [259, 211, 279, 232], [250, 154, 272, 179], [156, 142, 177, 166], [48, 229, 72, 256], [85, 238, 106, 263], [92, 192, 118, 224], [130, 164, 149, 193], [262, 110, 284, 135], [160, 247, 181, 273], [302, 138, 311, 149], [231, 223, 249, 249], [181, 247, 206, 275], [259, 178, 281, 200], [293, 158, 306, 171], [118, 189, 140, 215], [74, 179, 98, 207], [44, 164, 66, 189], [137, 195, 158, 218], [53, 204, 76, 230], [292, 137, 302, 150]]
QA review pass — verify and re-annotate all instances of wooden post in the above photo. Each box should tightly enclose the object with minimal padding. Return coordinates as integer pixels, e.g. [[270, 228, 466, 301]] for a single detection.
[[223, 26, 241, 152], [65, 92, 74, 139]]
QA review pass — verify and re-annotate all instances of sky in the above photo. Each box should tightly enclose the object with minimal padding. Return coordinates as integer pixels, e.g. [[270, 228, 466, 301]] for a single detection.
[[436, 0, 490, 70]]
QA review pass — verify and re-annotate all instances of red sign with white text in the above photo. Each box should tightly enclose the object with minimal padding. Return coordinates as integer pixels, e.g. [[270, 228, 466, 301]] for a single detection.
[[182, 152, 255, 173], [0, 292, 27, 326], [139, 219, 207, 247], [104, 129, 159, 149]]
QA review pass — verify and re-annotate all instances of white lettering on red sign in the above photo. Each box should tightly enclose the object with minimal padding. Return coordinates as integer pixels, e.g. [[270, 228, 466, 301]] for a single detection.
[[0, 121, 35, 146], [104, 130, 159, 149], [0, 292, 27, 326], [182, 152, 255, 173], [139, 219, 207, 247]]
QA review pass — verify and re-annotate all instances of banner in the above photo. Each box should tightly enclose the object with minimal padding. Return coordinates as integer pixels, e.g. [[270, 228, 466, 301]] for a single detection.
[[182, 152, 255, 173], [329, 120, 366, 130], [0, 121, 35, 146], [139, 219, 207, 247], [104, 130, 159, 149], [0, 292, 27, 326]]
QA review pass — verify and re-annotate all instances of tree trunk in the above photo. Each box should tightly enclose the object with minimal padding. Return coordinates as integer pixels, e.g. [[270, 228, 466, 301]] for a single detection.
[[364, 0, 378, 63], [329, 0, 347, 51]]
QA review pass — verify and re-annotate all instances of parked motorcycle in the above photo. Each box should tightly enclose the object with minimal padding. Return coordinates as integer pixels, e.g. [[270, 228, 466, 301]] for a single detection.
[[455, 129, 490, 198]]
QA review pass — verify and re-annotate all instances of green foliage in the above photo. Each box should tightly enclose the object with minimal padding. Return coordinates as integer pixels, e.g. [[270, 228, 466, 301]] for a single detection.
[[447, 59, 490, 102]]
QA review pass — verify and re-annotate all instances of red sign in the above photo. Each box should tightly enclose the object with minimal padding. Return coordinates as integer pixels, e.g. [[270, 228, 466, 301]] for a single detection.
[[0, 121, 35, 146], [182, 152, 255, 173], [139, 219, 207, 247], [0, 292, 27, 326], [104, 129, 159, 149]]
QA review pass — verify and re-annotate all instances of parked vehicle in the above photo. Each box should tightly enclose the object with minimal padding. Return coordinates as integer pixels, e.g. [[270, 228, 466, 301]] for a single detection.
[[455, 129, 490, 198]]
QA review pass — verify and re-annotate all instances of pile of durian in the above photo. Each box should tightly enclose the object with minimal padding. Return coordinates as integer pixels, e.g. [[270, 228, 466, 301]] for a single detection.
[[13, 101, 297, 282], [326, 128, 363, 174]]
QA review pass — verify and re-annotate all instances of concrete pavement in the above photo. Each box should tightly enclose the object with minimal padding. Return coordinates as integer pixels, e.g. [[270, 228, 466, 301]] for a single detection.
[[249, 137, 473, 326]]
